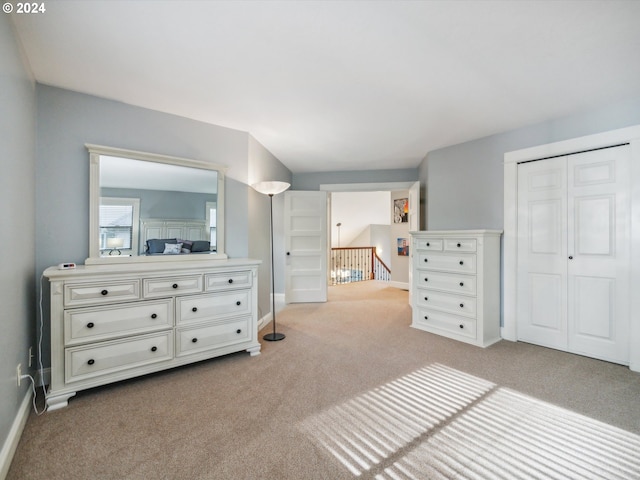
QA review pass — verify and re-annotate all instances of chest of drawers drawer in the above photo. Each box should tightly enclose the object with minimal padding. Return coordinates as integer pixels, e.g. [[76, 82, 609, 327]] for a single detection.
[[417, 270, 477, 296], [414, 238, 443, 251], [417, 252, 477, 274], [176, 290, 251, 324], [205, 271, 252, 291], [416, 289, 477, 317], [443, 238, 477, 252], [64, 299, 173, 346], [65, 331, 173, 383], [414, 307, 477, 339], [143, 275, 203, 298], [64, 280, 140, 307], [176, 317, 250, 357]]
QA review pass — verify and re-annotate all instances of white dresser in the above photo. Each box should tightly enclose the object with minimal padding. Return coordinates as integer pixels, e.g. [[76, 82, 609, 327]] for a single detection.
[[43, 258, 261, 410], [410, 230, 502, 347]]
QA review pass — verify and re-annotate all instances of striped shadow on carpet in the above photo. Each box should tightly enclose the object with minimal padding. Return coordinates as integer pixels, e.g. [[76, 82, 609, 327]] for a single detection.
[[299, 363, 640, 479]]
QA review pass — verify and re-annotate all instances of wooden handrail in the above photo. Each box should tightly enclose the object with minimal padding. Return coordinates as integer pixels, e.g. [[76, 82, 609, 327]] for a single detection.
[[373, 251, 390, 274]]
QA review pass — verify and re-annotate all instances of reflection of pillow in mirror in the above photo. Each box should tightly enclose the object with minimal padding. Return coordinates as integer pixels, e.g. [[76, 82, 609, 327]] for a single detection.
[[147, 238, 177, 254], [163, 243, 183, 254], [178, 239, 193, 252], [191, 240, 210, 252]]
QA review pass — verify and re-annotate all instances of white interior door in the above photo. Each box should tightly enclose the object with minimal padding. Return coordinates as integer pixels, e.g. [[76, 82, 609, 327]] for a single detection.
[[566, 147, 630, 363], [517, 145, 631, 364], [517, 157, 568, 350], [285, 191, 328, 303]]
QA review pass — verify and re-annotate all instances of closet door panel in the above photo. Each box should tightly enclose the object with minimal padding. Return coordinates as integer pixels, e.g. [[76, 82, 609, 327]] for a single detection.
[[567, 147, 630, 363], [517, 158, 568, 349]]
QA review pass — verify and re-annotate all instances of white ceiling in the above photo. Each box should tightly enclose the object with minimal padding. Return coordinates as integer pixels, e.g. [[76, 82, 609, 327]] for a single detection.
[[11, 0, 640, 173]]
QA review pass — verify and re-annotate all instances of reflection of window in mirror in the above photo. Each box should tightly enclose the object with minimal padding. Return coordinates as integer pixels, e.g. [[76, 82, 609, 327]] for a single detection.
[[206, 201, 217, 250], [99, 197, 140, 256]]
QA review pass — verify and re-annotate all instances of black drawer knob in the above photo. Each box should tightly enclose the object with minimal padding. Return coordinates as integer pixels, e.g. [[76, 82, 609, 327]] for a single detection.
[[457, 243, 461, 247], [424, 258, 428, 263], [426, 242, 430, 247], [459, 282, 464, 287], [101, 289, 108, 296], [151, 313, 157, 319], [569, 256, 573, 260], [459, 324, 464, 329], [236, 329, 242, 334], [88, 359, 95, 365], [236, 301, 241, 306], [424, 277, 428, 282], [459, 260, 464, 265], [192, 307, 198, 312], [228, 279, 234, 284], [172, 283, 178, 289], [192, 338, 198, 343], [151, 346, 157, 352], [424, 315, 428, 320], [87, 322, 94, 329], [424, 297, 428, 301], [460, 303, 464, 308]]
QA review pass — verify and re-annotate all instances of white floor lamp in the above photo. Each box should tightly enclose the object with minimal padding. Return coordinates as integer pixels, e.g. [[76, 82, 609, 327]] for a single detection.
[[252, 180, 291, 341]]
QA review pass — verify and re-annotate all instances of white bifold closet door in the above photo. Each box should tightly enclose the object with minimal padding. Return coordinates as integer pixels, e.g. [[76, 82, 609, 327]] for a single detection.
[[517, 145, 631, 364]]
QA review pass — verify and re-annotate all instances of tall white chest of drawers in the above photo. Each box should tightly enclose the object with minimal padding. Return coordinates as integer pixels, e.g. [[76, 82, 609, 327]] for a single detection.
[[410, 230, 502, 347], [44, 258, 261, 410]]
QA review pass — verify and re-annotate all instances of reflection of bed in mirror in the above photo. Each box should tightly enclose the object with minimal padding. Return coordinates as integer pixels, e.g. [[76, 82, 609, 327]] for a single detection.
[[140, 218, 215, 255]]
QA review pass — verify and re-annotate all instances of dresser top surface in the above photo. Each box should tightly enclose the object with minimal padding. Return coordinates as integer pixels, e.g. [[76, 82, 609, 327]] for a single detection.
[[44, 257, 261, 280]]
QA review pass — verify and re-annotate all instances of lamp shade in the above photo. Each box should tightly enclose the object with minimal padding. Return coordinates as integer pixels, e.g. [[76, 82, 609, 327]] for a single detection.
[[252, 181, 290, 196], [106, 237, 124, 248]]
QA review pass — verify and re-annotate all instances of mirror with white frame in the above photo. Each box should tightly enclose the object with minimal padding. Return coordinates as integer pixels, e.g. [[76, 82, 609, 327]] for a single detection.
[[86, 144, 227, 264]]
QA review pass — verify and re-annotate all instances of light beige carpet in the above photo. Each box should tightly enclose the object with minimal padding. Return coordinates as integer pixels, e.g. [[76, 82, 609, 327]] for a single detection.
[[8, 281, 640, 479]]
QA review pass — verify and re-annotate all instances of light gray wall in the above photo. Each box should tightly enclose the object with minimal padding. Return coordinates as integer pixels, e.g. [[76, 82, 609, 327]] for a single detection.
[[292, 168, 417, 191], [35, 85, 255, 368], [103, 188, 216, 220], [0, 16, 36, 472], [247, 135, 292, 321], [422, 97, 640, 230], [390, 191, 411, 284]]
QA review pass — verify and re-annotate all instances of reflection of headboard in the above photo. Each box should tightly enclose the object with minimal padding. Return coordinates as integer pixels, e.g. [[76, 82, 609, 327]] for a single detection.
[[139, 219, 208, 254]]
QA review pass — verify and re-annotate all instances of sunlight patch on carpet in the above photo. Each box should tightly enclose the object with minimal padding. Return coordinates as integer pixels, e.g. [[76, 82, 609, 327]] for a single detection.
[[299, 364, 640, 479]]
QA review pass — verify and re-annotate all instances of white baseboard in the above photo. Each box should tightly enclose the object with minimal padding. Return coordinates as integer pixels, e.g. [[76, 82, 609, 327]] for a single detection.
[[388, 281, 409, 291], [0, 389, 33, 480]]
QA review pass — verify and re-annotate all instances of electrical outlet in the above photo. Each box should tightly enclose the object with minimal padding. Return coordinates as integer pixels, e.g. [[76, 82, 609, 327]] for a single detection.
[[17, 364, 22, 387]]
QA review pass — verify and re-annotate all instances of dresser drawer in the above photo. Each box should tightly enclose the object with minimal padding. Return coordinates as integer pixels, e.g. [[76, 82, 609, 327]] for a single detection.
[[176, 291, 251, 324], [65, 331, 173, 383], [64, 299, 173, 346], [64, 280, 140, 307], [414, 238, 443, 251], [416, 288, 477, 317], [205, 271, 252, 291], [416, 271, 477, 296], [414, 308, 477, 339], [417, 252, 476, 274], [444, 238, 477, 252], [176, 317, 250, 356], [143, 275, 203, 298]]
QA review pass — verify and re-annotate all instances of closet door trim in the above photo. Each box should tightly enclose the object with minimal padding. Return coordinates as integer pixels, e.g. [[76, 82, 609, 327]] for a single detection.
[[503, 124, 640, 372]]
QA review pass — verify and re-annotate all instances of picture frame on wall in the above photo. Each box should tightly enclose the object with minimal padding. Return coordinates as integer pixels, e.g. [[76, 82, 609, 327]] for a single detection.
[[397, 238, 409, 256], [394, 198, 408, 223]]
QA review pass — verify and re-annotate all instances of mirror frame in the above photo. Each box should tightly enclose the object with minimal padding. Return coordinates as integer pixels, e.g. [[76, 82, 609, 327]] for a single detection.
[[85, 144, 227, 265]]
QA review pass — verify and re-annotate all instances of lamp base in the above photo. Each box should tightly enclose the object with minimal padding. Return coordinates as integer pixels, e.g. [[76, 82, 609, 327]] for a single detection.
[[263, 332, 285, 342]]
